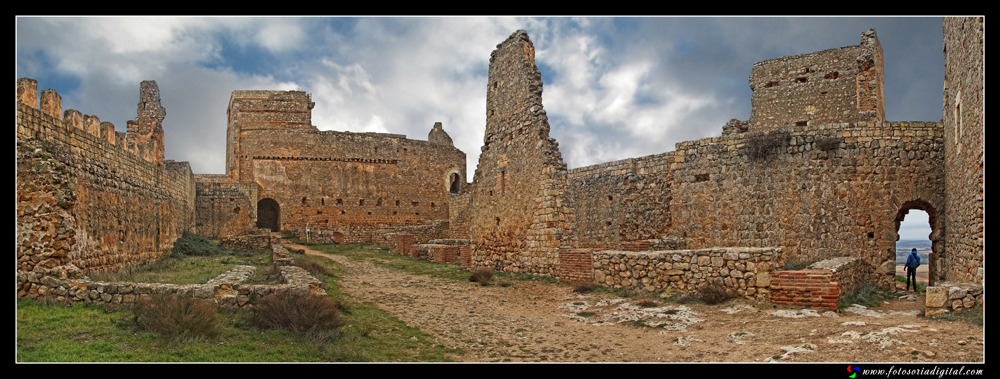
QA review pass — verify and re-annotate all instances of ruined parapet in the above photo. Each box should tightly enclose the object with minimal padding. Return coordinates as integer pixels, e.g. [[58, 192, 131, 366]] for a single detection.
[[942, 17, 984, 285], [17, 78, 38, 108], [100, 122, 116, 145], [749, 29, 885, 130], [40, 89, 62, 120], [64, 109, 83, 130], [428, 121, 454, 146], [126, 80, 166, 166], [83, 114, 101, 137], [469, 30, 577, 277]]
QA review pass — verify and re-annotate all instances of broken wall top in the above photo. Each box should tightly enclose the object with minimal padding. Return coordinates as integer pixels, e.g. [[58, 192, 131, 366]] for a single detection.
[[749, 28, 885, 130]]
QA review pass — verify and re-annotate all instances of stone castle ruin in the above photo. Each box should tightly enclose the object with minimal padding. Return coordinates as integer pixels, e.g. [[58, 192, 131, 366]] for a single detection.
[[17, 18, 982, 312]]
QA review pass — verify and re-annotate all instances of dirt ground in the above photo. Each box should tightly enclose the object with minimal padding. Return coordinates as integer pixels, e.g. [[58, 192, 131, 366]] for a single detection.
[[289, 243, 984, 363]]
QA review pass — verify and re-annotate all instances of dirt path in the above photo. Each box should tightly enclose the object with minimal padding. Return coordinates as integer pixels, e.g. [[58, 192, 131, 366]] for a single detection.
[[288, 243, 984, 363]]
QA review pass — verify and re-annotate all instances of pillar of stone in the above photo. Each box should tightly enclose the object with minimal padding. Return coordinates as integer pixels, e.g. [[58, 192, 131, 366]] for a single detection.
[[40, 89, 62, 120], [101, 122, 116, 145], [64, 109, 83, 130], [17, 78, 38, 108], [84, 115, 101, 138]]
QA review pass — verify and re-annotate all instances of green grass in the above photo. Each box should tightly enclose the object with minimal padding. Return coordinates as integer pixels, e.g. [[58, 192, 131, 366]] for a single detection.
[[839, 284, 897, 310], [17, 243, 462, 362], [894, 275, 926, 293]]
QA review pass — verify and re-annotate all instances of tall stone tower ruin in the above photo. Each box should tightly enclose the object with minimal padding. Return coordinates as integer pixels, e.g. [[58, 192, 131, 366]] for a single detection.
[[126, 80, 167, 166], [469, 30, 577, 275]]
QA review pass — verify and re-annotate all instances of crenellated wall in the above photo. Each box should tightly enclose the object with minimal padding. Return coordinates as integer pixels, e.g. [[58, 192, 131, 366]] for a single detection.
[[17, 78, 196, 299]]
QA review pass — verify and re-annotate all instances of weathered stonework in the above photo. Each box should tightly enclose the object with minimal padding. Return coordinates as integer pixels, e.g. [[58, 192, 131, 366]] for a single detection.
[[224, 90, 466, 241], [468, 30, 577, 276], [942, 17, 984, 285], [749, 29, 885, 130]]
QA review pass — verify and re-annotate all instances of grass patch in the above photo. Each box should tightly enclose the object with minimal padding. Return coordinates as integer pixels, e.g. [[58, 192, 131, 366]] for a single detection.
[[839, 284, 896, 310], [894, 275, 926, 293], [937, 307, 984, 326]]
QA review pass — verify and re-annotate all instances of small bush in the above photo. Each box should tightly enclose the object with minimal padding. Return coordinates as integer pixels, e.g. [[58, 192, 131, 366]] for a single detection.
[[252, 292, 345, 333], [636, 300, 659, 308], [784, 260, 817, 271], [130, 294, 220, 341], [468, 268, 493, 286], [698, 284, 733, 305], [171, 231, 221, 257], [572, 282, 598, 293]]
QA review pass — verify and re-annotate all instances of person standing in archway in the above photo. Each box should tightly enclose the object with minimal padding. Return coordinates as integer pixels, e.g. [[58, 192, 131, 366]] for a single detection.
[[905, 248, 921, 292]]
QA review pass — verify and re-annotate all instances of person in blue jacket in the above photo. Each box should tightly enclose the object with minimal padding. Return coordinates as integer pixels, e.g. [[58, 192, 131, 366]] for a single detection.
[[905, 248, 921, 292]]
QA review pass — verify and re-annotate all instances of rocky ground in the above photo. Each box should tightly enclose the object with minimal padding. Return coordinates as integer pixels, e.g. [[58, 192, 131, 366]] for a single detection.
[[289, 243, 984, 363]]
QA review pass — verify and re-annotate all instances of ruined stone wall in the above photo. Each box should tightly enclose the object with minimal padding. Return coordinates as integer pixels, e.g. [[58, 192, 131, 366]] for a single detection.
[[592, 247, 783, 299], [468, 30, 577, 276], [668, 121, 944, 288], [17, 79, 196, 286], [448, 192, 472, 239], [749, 29, 885, 130], [226, 90, 466, 241], [194, 174, 258, 238], [942, 17, 984, 284], [568, 153, 674, 249]]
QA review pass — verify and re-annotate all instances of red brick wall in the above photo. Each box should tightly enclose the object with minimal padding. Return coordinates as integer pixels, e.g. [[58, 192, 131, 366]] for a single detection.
[[557, 248, 598, 283], [769, 269, 840, 311]]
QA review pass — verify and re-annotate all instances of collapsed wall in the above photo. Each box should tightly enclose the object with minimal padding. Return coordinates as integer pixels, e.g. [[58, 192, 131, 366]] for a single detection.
[[17, 78, 196, 300], [468, 30, 577, 275]]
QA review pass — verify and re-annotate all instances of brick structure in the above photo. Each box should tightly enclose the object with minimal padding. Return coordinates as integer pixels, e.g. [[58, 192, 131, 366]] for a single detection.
[[770, 270, 841, 311]]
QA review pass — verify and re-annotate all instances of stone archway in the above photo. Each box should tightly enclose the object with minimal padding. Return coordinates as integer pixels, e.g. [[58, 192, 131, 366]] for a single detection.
[[893, 200, 941, 286], [257, 198, 281, 232], [449, 172, 461, 193]]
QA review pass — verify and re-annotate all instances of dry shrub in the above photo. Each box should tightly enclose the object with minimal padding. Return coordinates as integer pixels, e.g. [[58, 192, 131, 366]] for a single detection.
[[252, 291, 345, 333], [813, 135, 840, 151], [131, 293, 220, 341], [468, 268, 493, 286], [572, 282, 598, 293], [698, 284, 733, 305]]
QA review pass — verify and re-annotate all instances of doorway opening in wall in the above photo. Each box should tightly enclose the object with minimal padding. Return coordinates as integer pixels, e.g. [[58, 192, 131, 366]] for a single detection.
[[449, 173, 461, 193], [257, 198, 280, 232], [893, 202, 937, 288]]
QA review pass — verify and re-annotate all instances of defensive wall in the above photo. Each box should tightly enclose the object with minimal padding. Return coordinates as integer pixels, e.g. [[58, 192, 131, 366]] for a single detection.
[[17, 78, 196, 300], [468, 27, 972, 303], [219, 90, 467, 242]]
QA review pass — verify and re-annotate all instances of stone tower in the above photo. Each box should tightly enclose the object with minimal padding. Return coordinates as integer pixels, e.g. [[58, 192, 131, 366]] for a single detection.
[[468, 30, 577, 275]]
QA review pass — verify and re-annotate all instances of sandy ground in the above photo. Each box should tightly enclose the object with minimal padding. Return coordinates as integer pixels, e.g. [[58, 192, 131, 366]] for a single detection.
[[289, 243, 984, 363]]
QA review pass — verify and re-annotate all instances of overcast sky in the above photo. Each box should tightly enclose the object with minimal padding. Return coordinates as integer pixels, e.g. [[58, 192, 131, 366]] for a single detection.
[[16, 16, 946, 240]]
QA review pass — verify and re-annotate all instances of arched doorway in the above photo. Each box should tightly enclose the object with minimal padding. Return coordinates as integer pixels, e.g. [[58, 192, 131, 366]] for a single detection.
[[893, 200, 941, 286], [257, 198, 280, 232]]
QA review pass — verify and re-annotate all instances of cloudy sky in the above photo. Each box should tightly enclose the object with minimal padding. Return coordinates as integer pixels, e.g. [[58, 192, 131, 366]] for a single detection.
[[15, 16, 945, 240]]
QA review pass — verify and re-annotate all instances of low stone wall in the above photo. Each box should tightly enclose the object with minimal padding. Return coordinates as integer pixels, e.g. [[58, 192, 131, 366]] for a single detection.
[[770, 257, 873, 311], [221, 234, 275, 250], [271, 241, 293, 267], [925, 281, 984, 317], [591, 247, 783, 299], [20, 264, 326, 309], [292, 228, 344, 245]]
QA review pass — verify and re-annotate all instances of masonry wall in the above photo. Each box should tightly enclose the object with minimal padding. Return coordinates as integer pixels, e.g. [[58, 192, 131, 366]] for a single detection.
[[942, 17, 984, 284], [568, 153, 675, 249], [592, 247, 783, 299], [468, 30, 577, 275], [17, 79, 196, 287], [225, 90, 466, 240], [194, 175, 259, 238], [749, 29, 885, 130], [668, 121, 944, 288]]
